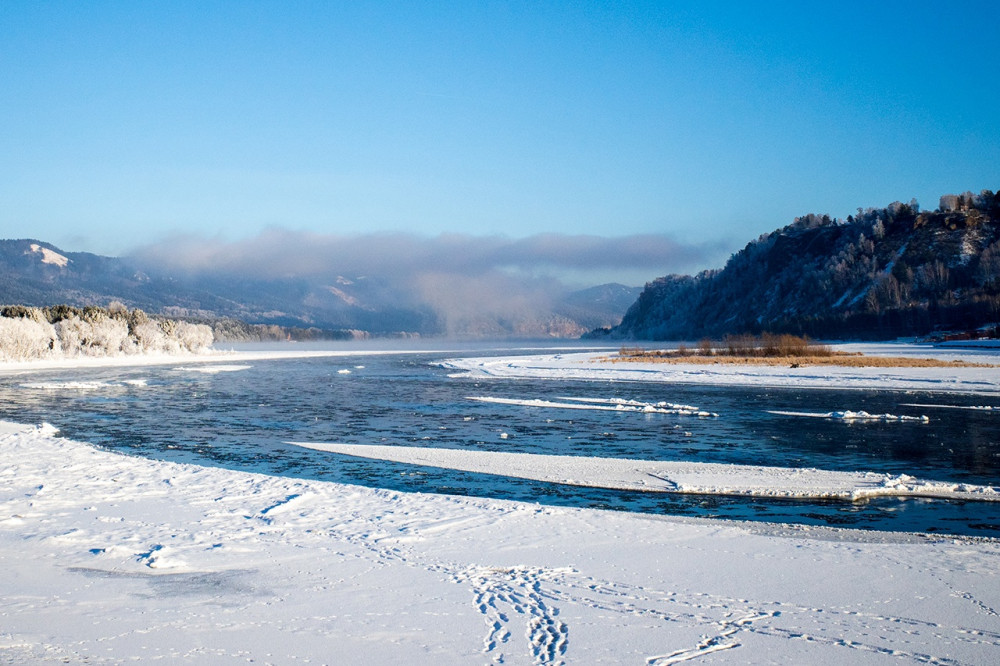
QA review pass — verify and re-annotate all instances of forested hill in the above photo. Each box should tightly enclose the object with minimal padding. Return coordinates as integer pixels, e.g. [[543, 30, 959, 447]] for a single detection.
[[592, 190, 1000, 341]]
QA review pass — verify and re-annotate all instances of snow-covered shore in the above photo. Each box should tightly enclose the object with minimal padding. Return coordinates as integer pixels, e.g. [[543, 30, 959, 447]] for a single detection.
[[0, 347, 420, 374], [3, 421, 1000, 664], [441, 343, 1000, 395]]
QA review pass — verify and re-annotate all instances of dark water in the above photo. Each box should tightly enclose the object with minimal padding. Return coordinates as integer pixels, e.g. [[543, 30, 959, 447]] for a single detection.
[[2, 346, 999, 537]]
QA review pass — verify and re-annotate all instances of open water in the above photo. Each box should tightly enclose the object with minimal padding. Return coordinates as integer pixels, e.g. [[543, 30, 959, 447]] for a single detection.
[[2, 343, 999, 537]]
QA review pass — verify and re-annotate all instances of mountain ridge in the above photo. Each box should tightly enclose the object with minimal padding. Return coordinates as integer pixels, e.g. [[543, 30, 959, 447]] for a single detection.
[[0, 239, 639, 339], [590, 190, 1000, 341]]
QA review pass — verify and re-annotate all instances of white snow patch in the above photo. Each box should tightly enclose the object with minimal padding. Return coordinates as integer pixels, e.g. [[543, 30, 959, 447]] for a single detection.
[[21, 381, 116, 390], [21, 378, 149, 390], [0, 348, 423, 374], [901, 403, 1000, 412], [27, 243, 70, 268], [325, 285, 361, 306], [290, 443, 998, 502], [175, 364, 253, 374], [768, 410, 930, 422], [440, 344, 1000, 395], [2, 420, 1000, 663], [469, 396, 718, 417]]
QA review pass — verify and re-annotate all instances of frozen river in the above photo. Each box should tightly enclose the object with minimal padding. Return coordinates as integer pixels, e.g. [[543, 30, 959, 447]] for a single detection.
[[2, 343, 999, 537]]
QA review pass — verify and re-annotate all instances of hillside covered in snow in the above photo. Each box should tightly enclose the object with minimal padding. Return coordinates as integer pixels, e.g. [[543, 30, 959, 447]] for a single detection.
[[593, 190, 1000, 340]]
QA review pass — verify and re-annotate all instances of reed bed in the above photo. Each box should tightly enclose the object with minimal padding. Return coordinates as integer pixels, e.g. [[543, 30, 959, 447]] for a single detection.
[[611, 335, 994, 368]]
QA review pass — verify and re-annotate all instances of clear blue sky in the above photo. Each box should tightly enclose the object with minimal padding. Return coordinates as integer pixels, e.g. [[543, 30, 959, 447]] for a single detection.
[[2, 1, 998, 269]]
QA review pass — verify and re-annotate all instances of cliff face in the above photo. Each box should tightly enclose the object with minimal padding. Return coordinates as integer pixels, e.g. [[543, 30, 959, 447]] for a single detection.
[[597, 192, 1000, 340]]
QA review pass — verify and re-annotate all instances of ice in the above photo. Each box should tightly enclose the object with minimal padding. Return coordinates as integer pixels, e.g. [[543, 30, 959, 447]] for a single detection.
[[901, 403, 1000, 412], [4, 343, 1000, 663], [440, 343, 1000, 395], [21, 379, 149, 390], [175, 364, 253, 374], [768, 409, 930, 422], [20, 381, 118, 390], [289, 443, 1000, 502], [0, 348, 421, 373], [3, 419, 1000, 663], [469, 395, 719, 417]]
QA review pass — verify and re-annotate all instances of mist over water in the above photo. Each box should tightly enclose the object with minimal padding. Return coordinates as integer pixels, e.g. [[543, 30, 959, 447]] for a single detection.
[[2, 344, 999, 537]]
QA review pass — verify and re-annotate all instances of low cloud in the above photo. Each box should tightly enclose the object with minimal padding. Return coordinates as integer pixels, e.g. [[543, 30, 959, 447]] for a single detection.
[[129, 229, 716, 283], [128, 230, 721, 336]]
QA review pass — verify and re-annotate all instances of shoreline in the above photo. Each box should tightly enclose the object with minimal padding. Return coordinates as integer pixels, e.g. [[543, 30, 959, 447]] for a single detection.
[[3, 420, 1000, 663], [606, 352, 996, 368], [441, 343, 1000, 395], [3, 342, 1000, 662], [0, 347, 428, 374]]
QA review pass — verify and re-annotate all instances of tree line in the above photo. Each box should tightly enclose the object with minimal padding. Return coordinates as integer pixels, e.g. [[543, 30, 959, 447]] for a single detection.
[[0, 302, 213, 361], [594, 189, 1000, 340]]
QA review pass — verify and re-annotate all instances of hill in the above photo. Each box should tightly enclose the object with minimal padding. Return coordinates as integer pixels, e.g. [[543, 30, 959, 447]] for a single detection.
[[0, 240, 636, 339], [591, 190, 1000, 341]]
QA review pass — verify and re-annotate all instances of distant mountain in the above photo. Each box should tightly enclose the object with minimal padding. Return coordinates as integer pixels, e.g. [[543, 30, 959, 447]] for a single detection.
[[0, 240, 234, 313], [590, 190, 1000, 341], [554, 283, 643, 331], [0, 239, 637, 338]]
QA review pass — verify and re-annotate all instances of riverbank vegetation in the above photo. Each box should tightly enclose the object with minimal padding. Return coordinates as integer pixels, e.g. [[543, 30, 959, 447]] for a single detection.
[[612, 334, 994, 368], [0, 303, 213, 361]]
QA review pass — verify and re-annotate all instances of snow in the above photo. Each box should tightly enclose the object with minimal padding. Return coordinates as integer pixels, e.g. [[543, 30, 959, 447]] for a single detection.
[[4, 343, 1000, 663], [767, 409, 930, 422], [0, 348, 423, 374], [901, 402, 1000, 412], [469, 395, 718, 417], [290, 442, 999, 502], [441, 343, 1000, 395], [28, 243, 70, 268], [175, 364, 254, 374], [21, 380, 123, 390], [2, 421, 1000, 663]]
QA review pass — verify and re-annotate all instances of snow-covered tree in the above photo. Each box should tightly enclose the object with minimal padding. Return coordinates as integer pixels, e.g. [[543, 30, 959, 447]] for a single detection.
[[0, 317, 59, 361]]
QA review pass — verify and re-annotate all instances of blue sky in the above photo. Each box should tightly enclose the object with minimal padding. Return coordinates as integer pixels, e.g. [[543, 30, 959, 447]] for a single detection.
[[1, 1, 997, 282]]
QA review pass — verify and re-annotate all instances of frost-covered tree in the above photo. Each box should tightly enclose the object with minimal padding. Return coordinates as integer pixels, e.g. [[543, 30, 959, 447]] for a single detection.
[[0, 317, 59, 361], [55, 316, 130, 357], [131, 320, 168, 353], [169, 321, 214, 352], [0, 303, 214, 360]]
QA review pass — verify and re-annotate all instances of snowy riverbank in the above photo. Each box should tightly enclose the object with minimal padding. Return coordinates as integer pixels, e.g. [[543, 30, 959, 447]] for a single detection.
[[441, 343, 1000, 395], [3, 421, 1000, 664], [0, 347, 422, 374]]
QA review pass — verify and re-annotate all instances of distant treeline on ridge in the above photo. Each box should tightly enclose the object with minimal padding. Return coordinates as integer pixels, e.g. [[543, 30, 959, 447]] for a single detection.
[[590, 189, 1000, 341]]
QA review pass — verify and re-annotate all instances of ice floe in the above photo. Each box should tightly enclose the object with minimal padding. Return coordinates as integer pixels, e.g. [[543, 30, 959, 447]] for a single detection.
[[175, 364, 253, 374], [900, 403, 1000, 412], [767, 410, 930, 422], [289, 443, 998, 502], [21, 381, 117, 390], [20, 379, 149, 390], [469, 396, 718, 417]]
